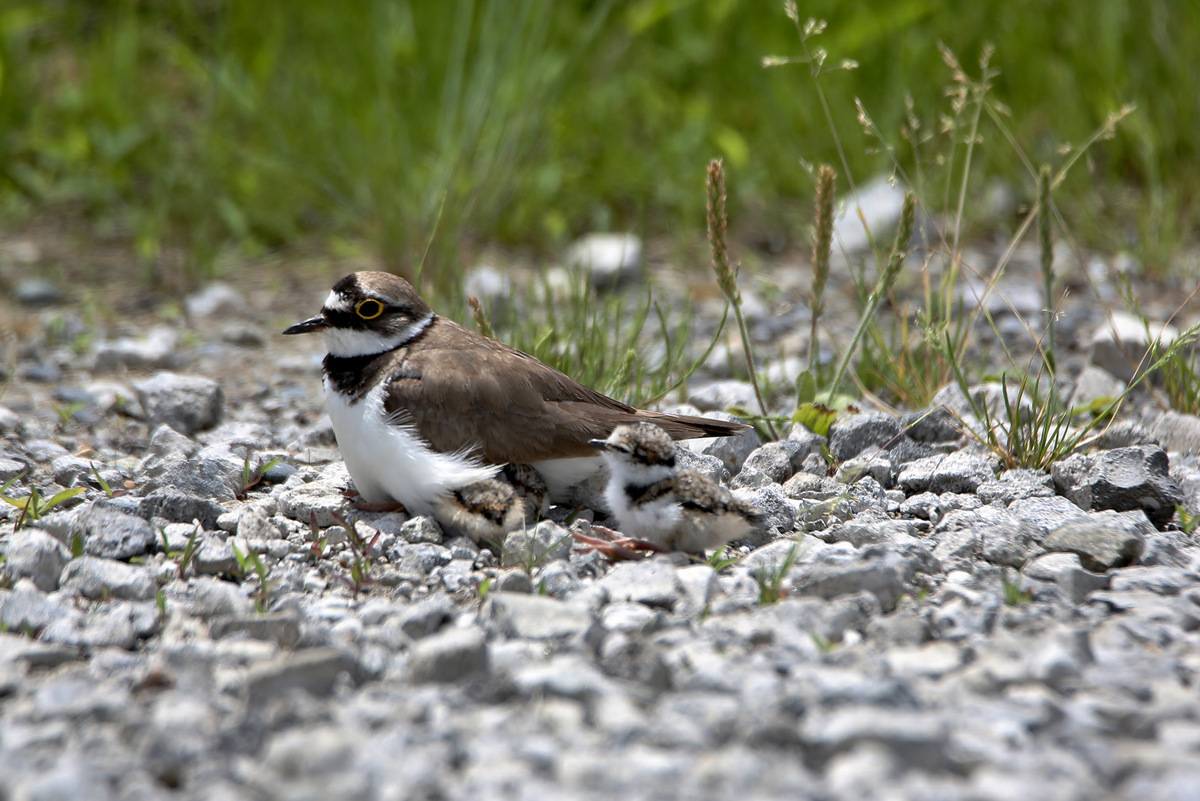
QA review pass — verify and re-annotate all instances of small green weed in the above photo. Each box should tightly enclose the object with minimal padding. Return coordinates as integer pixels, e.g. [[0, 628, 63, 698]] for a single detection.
[[238, 457, 282, 500], [159, 524, 202, 581], [0, 474, 86, 531], [331, 511, 381, 597], [755, 542, 801, 606], [1177, 506, 1199, 537], [1001, 569, 1032, 606], [231, 542, 271, 613]]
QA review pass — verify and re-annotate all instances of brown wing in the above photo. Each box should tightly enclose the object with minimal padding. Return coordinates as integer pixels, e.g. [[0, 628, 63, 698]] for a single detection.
[[383, 317, 747, 463]]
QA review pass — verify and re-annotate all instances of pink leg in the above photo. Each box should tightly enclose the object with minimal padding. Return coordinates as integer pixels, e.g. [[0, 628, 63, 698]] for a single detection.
[[573, 525, 668, 560]]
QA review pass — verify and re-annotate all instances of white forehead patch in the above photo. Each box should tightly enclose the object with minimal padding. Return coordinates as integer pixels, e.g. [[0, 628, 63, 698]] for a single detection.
[[324, 289, 352, 313]]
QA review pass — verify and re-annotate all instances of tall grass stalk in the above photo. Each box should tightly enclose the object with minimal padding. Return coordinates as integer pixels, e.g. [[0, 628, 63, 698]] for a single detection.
[[809, 164, 836, 375], [826, 193, 917, 398], [1038, 163, 1057, 380], [707, 158, 776, 438]]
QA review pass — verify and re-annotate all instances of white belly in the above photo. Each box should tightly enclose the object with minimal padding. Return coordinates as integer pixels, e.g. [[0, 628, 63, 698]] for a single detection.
[[324, 380, 498, 515]]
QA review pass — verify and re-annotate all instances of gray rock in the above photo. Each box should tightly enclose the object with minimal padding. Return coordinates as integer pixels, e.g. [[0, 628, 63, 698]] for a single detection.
[[146, 423, 200, 461], [739, 441, 800, 484], [1052, 445, 1182, 528], [897, 451, 998, 494], [37, 502, 156, 559], [1089, 311, 1178, 382], [681, 412, 760, 474], [1007, 495, 1092, 540], [0, 454, 27, 481], [59, 556, 157, 601], [189, 576, 254, 618], [1151, 411, 1200, 456], [463, 264, 515, 315], [394, 515, 442, 544], [1024, 553, 1109, 603], [134, 371, 224, 435], [83, 379, 144, 418], [391, 543, 452, 583], [900, 405, 963, 443], [407, 626, 488, 683], [395, 594, 454, 639], [687, 380, 759, 413], [209, 614, 301, 647], [1069, 365, 1127, 411], [245, 648, 363, 703], [40, 600, 159, 649], [566, 232, 642, 287], [274, 482, 348, 529], [676, 447, 730, 485], [976, 468, 1055, 503], [1043, 513, 1149, 571], [185, 282, 247, 320], [139, 488, 227, 530], [598, 559, 686, 611], [486, 593, 591, 640], [791, 549, 907, 611], [732, 483, 795, 540], [92, 326, 179, 372], [1026, 630, 1092, 691], [823, 513, 920, 547], [0, 580, 75, 632], [143, 442, 244, 501], [831, 175, 908, 254], [828, 411, 902, 462], [13, 277, 62, 305], [493, 569, 534, 594], [191, 535, 240, 576], [804, 707, 956, 772], [1108, 565, 1198, 595], [598, 632, 671, 689], [500, 519, 573, 569], [30, 671, 131, 720], [3, 527, 71, 591], [933, 380, 1034, 423]]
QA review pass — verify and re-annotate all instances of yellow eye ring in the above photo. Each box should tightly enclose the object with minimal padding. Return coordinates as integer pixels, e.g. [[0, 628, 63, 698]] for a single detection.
[[356, 299, 384, 320]]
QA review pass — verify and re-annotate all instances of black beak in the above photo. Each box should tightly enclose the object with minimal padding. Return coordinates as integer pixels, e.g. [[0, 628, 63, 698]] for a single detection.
[[283, 314, 328, 335], [588, 438, 609, 451]]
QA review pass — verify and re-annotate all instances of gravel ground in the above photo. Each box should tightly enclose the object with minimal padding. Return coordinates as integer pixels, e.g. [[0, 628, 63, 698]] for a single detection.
[[1, 246, 1199, 801]]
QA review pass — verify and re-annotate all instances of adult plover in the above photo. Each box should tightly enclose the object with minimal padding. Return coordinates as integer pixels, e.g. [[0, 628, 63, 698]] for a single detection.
[[283, 271, 747, 516]]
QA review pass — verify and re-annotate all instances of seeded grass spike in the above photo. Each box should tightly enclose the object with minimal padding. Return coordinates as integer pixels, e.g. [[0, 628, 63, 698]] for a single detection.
[[706, 158, 776, 438], [809, 164, 835, 377]]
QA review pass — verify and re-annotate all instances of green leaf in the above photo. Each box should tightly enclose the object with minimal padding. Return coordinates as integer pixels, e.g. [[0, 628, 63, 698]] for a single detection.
[[792, 402, 838, 437], [795, 369, 817, 405]]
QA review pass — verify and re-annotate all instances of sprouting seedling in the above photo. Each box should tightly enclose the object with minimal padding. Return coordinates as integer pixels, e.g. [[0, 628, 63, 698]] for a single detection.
[[0, 474, 86, 531], [88, 462, 126, 498], [331, 510, 381, 596], [231, 541, 271, 613], [707, 545, 739, 572], [165, 524, 202, 581], [308, 511, 330, 560], [52, 402, 87, 427], [1001, 569, 1032, 606], [238, 457, 282, 500], [755, 542, 802, 605]]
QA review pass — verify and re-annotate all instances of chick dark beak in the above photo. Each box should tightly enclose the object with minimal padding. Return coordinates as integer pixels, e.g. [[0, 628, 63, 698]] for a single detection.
[[588, 438, 609, 451], [283, 314, 328, 335]]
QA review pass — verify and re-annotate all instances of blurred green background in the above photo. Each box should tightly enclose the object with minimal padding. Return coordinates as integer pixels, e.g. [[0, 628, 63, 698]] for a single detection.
[[0, 0, 1194, 288]]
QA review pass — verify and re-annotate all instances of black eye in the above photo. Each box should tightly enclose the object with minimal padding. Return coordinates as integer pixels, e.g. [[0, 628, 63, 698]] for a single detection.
[[356, 299, 384, 320]]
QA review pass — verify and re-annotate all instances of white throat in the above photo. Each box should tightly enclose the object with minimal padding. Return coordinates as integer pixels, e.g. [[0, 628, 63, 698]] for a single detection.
[[320, 311, 434, 358]]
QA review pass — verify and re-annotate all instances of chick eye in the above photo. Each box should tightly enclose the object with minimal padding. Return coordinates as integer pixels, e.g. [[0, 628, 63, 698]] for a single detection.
[[356, 299, 384, 320]]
